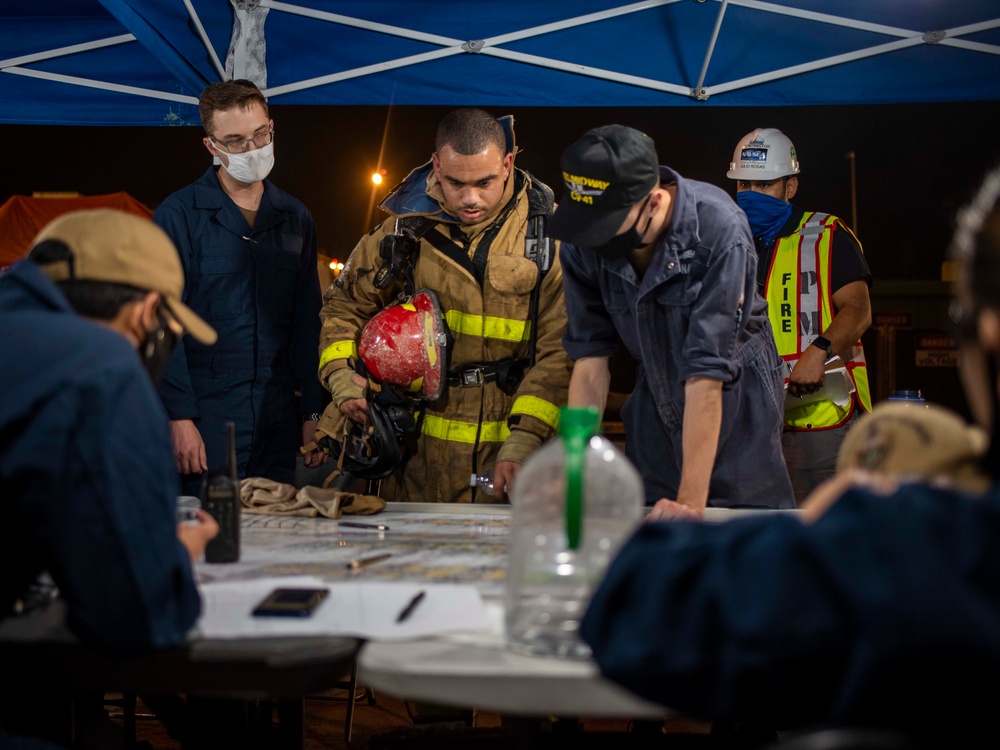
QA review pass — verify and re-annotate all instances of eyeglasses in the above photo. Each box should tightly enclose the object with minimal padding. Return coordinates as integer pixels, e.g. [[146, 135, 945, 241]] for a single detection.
[[210, 129, 274, 154]]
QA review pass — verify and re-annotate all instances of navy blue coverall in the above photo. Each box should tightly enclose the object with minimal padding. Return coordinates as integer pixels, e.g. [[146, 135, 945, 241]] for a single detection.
[[560, 167, 793, 508], [155, 168, 324, 490]]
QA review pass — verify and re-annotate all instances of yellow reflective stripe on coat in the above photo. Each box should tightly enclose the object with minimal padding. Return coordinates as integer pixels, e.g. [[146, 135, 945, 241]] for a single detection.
[[510, 395, 561, 429], [319, 340, 357, 371], [421, 413, 511, 444], [444, 309, 531, 342]]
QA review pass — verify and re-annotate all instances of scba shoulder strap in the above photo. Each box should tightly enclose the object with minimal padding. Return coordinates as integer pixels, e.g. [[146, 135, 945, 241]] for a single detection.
[[524, 172, 555, 221], [523, 172, 555, 277], [373, 216, 437, 295]]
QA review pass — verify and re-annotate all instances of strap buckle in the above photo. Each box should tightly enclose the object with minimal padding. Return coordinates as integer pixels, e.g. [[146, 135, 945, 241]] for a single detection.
[[460, 367, 486, 386]]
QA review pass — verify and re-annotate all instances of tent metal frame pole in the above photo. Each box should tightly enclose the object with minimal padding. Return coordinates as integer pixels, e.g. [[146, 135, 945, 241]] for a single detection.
[[481, 48, 691, 96], [0, 35, 135, 70], [732, 0, 1000, 43], [263, 1, 459, 46], [11, 1, 997, 111], [261, 0, 688, 99], [946, 38, 1000, 55], [728, 0, 925, 38], [939, 19, 1000, 55], [693, 0, 730, 99], [254, 0, 1000, 104], [1, 66, 197, 104], [263, 48, 464, 97], [263, 1, 1000, 102], [482, 1, 688, 96], [265, 0, 679, 48], [184, 0, 228, 81], [271, 47, 688, 100], [709, 16, 1000, 96], [480, 0, 682, 46], [710, 37, 922, 95], [697, 0, 1000, 96]]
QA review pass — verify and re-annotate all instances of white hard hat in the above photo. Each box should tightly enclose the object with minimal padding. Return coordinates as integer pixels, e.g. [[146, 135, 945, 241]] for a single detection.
[[727, 128, 800, 180]]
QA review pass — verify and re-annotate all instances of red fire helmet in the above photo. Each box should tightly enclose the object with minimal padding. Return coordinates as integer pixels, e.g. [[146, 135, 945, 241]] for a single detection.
[[357, 289, 449, 400]]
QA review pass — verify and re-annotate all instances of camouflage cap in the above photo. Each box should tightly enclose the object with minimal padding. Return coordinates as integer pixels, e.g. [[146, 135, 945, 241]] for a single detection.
[[837, 402, 989, 495]]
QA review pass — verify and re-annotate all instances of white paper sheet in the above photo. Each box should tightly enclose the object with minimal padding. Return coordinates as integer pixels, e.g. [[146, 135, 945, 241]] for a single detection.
[[784, 366, 855, 412], [194, 576, 491, 641]]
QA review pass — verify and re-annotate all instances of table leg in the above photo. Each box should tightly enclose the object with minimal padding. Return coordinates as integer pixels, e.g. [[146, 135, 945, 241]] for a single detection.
[[277, 698, 304, 750]]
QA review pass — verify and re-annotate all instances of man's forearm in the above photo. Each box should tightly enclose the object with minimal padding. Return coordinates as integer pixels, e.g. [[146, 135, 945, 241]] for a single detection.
[[826, 279, 872, 355], [568, 357, 611, 417], [676, 376, 723, 511]]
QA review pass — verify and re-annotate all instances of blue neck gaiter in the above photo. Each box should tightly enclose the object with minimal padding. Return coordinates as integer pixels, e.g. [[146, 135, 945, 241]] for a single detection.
[[736, 190, 793, 247]]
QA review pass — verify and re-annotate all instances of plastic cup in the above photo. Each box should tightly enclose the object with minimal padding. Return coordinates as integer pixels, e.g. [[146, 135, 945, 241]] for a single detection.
[[176, 495, 201, 525]]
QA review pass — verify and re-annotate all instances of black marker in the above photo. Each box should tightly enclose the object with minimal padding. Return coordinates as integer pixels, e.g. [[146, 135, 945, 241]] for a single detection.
[[395, 590, 426, 623]]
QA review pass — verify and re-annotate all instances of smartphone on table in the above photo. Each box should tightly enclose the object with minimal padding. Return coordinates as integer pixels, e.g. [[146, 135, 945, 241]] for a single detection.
[[252, 587, 330, 618]]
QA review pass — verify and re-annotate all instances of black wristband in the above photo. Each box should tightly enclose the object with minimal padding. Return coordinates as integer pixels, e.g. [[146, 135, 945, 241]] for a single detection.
[[302, 412, 322, 422], [810, 335, 833, 359]]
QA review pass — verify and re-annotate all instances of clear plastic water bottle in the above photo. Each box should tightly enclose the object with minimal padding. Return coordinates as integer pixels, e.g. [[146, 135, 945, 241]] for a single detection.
[[176, 495, 201, 525], [474, 468, 496, 494], [473, 468, 508, 501], [504, 406, 643, 659]]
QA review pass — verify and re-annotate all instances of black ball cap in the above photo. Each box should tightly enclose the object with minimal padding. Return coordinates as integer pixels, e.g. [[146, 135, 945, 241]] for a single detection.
[[549, 124, 659, 248]]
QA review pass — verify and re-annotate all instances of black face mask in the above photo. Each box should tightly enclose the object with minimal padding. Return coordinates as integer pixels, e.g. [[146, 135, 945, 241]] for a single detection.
[[140, 309, 179, 386], [591, 195, 652, 262]]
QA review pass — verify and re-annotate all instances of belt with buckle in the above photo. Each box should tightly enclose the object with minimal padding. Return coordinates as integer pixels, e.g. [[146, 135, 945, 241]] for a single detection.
[[448, 364, 498, 387], [446, 359, 529, 395]]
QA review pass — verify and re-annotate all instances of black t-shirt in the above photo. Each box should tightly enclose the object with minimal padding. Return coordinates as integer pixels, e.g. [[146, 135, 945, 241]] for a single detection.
[[755, 205, 872, 293]]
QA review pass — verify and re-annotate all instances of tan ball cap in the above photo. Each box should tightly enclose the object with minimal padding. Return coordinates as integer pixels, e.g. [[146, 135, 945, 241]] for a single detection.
[[837, 402, 989, 495], [32, 209, 217, 345]]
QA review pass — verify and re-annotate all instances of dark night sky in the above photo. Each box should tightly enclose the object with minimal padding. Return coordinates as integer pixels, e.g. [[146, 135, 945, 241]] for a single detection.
[[4, 99, 1000, 284]]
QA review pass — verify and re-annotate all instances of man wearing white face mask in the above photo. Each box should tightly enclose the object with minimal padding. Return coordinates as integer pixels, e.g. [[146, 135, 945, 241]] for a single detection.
[[727, 128, 873, 505], [153, 80, 325, 496]]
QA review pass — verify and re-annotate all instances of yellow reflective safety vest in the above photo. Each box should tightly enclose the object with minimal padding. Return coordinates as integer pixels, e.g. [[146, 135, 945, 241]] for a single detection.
[[764, 212, 872, 430]]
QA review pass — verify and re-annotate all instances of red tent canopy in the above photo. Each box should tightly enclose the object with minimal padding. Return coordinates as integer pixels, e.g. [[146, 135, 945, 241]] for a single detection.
[[0, 192, 153, 268]]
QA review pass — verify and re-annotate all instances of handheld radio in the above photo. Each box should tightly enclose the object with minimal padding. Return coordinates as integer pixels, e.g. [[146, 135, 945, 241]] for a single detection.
[[202, 421, 241, 563]]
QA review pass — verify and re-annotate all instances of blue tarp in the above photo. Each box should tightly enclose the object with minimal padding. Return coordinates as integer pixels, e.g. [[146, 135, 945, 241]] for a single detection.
[[2, 0, 999, 126]]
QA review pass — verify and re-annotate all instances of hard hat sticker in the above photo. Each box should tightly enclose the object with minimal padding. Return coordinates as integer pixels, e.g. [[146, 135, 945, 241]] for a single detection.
[[741, 147, 768, 163]]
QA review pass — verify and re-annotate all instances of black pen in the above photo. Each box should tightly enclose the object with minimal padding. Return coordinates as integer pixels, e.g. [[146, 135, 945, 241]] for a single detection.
[[337, 520, 390, 531], [395, 590, 426, 623]]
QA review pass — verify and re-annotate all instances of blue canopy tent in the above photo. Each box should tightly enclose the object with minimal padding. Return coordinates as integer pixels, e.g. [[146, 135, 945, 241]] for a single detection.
[[2, 0, 1000, 126]]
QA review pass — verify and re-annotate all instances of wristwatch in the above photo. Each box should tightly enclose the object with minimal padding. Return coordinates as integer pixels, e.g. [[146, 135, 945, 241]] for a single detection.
[[810, 335, 833, 359], [302, 412, 322, 423]]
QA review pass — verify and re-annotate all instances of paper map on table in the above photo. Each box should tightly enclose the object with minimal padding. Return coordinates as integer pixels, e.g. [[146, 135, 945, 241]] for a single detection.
[[194, 510, 512, 597]]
